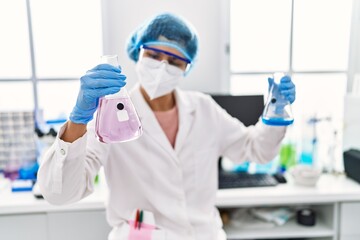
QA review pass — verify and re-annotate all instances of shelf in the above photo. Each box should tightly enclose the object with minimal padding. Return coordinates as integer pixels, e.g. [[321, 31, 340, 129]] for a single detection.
[[224, 218, 334, 240]]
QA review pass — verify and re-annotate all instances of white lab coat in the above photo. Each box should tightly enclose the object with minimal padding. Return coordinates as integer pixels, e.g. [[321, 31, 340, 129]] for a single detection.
[[38, 84, 286, 240]]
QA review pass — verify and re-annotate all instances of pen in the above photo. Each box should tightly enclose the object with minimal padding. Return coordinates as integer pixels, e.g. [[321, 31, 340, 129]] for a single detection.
[[138, 210, 143, 230], [135, 209, 140, 229]]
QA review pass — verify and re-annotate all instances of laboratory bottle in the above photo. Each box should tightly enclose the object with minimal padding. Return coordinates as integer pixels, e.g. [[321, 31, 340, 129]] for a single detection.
[[299, 115, 319, 167], [3, 147, 21, 180], [95, 55, 143, 143], [279, 125, 297, 171], [262, 72, 294, 126]]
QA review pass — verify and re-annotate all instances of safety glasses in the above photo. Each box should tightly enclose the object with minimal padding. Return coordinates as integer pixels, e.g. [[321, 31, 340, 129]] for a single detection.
[[139, 45, 191, 73]]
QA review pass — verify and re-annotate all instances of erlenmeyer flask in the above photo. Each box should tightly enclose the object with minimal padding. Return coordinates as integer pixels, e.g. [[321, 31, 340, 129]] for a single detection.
[[262, 72, 294, 126], [95, 55, 143, 143]]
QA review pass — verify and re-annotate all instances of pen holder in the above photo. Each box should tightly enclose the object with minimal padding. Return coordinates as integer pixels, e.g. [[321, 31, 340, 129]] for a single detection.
[[128, 220, 156, 240]]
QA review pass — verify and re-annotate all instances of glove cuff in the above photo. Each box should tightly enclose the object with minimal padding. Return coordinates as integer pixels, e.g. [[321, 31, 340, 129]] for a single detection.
[[69, 105, 96, 124]]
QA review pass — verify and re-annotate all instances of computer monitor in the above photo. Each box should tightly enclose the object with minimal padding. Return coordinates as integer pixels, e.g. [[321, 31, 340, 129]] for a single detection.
[[210, 94, 265, 173], [211, 94, 264, 127]]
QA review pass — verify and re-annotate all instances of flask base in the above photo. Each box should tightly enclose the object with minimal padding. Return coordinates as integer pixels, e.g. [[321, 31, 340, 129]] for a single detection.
[[96, 130, 143, 144], [262, 117, 294, 126]]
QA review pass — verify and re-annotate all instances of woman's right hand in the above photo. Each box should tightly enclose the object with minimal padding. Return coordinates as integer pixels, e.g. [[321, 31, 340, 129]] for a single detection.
[[69, 64, 127, 124]]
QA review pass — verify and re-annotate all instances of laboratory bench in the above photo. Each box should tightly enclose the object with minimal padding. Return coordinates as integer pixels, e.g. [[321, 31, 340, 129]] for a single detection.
[[1, 174, 360, 240], [217, 174, 360, 240]]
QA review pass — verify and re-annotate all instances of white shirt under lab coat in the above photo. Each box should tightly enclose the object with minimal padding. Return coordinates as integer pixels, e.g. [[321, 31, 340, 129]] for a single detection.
[[38, 85, 286, 240]]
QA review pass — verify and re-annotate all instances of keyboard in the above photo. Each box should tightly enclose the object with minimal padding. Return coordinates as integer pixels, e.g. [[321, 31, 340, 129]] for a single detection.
[[218, 171, 278, 189]]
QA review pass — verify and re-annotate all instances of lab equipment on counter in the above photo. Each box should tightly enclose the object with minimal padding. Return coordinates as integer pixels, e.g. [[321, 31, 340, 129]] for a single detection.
[[278, 125, 297, 172], [262, 72, 294, 126], [344, 149, 360, 184], [0, 111, 37, 180], [299, 115, 332, 168], [289, 164, 321, 187], [95, 55, 142, 143], [11, 179, 33, 192], [279, 143, 297, 171]]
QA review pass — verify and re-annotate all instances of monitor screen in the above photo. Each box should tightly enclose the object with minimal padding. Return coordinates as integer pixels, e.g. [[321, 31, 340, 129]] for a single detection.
[[210, 94, 264, 126]]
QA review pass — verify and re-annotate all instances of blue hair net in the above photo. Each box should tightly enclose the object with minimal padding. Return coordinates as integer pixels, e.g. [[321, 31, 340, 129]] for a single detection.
[[126, 13, 199, 64]]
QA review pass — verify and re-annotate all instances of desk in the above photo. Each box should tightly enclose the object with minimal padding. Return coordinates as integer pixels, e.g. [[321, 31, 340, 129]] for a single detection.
[[217, 174, 360, 207], [1, 174, 360, 240]]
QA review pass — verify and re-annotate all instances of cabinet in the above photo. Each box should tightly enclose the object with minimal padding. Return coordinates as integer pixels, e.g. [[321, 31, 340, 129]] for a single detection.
[[215, 174, 360, 240], [48, 210, 111, 240], [0, 187, 111, 240], [0, 210, 110, 240], [0, 213, 48, 240], [339, 202, 360, 240]]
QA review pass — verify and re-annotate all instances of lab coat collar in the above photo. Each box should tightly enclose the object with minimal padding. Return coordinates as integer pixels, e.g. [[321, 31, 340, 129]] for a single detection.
[[129, 84, 195, 162]]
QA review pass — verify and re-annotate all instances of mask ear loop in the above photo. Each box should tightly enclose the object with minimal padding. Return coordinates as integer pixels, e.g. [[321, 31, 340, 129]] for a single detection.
[[138, 47, 145, 62], [184, 63, 191, 76]]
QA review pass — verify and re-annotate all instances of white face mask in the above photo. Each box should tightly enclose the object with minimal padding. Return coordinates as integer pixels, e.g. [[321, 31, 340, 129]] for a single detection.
[[136, 58, 185, 100]]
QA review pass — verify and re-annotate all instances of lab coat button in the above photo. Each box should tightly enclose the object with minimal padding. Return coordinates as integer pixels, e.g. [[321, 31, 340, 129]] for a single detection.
[[60, 149, 66, 155]]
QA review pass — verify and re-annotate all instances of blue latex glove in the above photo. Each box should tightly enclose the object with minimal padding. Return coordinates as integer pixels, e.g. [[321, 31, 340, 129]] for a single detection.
[[268, 75, 296, 104], [69, 64, 126, 124]]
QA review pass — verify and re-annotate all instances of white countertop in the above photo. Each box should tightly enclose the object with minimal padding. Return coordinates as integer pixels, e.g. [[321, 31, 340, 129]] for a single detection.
[[1, 174, 360, 215], [216, 174, 360, 207], [0, 184, 108, 215]]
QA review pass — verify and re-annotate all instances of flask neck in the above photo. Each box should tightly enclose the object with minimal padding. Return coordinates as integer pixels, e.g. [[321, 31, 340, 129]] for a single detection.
[[104, 87, 128, 99]]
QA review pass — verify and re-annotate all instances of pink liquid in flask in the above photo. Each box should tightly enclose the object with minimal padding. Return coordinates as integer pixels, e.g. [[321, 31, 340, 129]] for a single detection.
[[95, 90, 142, 143], [95, 55, 142, 143]]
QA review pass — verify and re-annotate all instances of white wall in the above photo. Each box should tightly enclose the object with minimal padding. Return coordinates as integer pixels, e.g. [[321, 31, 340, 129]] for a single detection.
[[101, 0, 227, 94], [101, 0, 360, 94], [348, 0, 360, 93]]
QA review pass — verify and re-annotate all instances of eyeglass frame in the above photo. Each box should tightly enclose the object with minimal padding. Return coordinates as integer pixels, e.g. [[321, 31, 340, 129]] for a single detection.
[[139, 45, 192, 72]]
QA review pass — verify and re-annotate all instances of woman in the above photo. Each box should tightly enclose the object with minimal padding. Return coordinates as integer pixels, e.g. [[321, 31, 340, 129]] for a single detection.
[[38, 13, 295, 240]]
